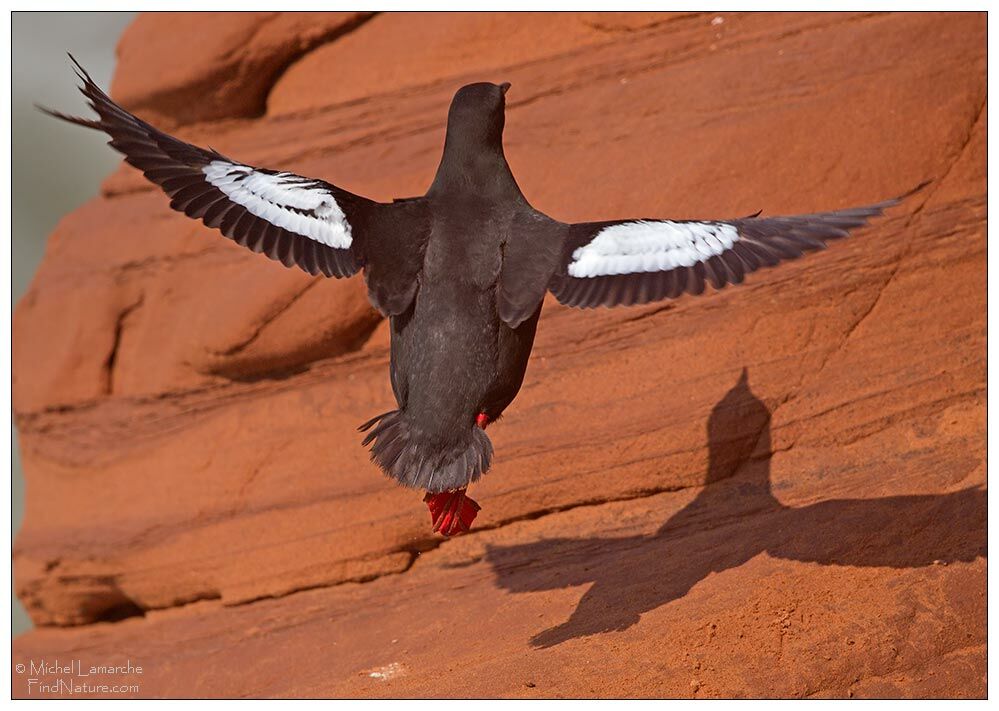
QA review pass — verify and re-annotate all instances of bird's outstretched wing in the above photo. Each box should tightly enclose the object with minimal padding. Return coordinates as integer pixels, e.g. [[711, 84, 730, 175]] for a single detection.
[[548, 189, 922, 309], [42, 56, 423, 300]]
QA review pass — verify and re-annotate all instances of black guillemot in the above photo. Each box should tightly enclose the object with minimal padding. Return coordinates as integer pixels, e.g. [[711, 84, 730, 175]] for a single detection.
[[43, 55, 922, 536]]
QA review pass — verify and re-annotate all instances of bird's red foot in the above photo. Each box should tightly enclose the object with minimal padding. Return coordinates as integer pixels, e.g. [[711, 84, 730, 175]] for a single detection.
[[424, 489, 481, 536], [476, 413, 491, 429]]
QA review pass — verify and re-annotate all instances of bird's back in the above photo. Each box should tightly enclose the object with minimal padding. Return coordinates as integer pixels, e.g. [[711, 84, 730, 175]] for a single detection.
[[391, 196, 515, 434]]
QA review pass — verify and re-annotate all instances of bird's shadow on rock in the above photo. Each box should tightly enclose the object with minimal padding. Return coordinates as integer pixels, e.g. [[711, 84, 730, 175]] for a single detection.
[[485, 368, 986, 648]]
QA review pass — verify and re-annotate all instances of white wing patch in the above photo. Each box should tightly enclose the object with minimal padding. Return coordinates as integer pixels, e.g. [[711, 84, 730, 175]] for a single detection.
[[203, 160, 352, 249], [567, 220, 740, 278]]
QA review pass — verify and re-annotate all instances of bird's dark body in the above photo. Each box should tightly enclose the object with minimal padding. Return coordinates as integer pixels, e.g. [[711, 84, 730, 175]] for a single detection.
[[358, 85, 566, 492], [379, 191, 549, 491], [46, 60, 917, 504]]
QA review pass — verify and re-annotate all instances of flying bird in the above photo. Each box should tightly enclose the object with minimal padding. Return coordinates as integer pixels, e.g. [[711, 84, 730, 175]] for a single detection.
[[44, 55, 919, 536]]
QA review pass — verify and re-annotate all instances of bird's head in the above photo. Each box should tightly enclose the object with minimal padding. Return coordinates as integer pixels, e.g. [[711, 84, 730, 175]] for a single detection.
[[431, 81, 523, 198], [444, 81, 511, 151]]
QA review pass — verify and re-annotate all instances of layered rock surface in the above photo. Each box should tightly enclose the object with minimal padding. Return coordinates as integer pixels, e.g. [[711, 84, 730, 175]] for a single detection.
[[13, 11, 985, 698]]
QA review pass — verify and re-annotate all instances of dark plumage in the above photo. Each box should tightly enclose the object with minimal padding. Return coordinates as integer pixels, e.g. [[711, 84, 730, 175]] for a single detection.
[[44, 56, 920, 535]]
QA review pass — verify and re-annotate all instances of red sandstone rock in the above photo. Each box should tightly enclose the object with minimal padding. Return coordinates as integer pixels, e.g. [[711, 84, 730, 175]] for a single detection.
[[13, 11, 984, 698], [111, 12, 375, 127]]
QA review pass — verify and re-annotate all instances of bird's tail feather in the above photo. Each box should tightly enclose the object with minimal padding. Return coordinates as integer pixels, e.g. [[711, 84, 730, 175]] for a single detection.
[[359, 410, 493, 493]]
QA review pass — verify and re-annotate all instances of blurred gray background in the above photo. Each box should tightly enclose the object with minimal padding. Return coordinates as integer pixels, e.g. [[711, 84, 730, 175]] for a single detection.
[[12, 11, 137, 637]]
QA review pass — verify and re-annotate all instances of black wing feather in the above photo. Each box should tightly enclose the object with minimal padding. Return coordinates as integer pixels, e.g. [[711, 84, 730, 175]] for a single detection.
[[549, 185, 926, 309], [40, 55, 379, 280]]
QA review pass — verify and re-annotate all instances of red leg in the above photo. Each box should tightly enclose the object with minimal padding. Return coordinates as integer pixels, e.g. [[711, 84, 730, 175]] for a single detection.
[[424, 489, 481, 536], [422, 414, 489, 536]]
